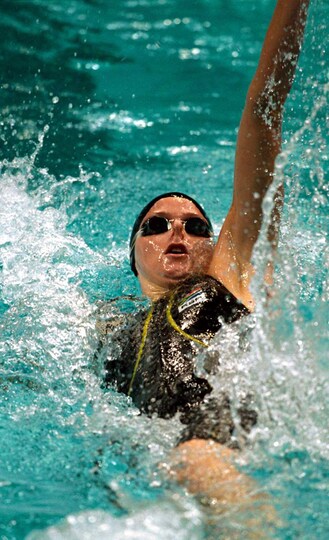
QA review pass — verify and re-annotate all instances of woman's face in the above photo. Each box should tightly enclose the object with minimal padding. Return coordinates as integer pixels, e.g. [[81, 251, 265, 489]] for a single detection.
[[134, 197, 214, 290]]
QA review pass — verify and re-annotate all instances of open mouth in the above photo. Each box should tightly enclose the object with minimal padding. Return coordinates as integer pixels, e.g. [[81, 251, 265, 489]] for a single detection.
[[165, 243, 188, 255]]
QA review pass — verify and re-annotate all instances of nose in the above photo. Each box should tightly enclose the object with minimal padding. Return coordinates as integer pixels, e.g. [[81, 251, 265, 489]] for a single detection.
[[170, 219, 185, 239]]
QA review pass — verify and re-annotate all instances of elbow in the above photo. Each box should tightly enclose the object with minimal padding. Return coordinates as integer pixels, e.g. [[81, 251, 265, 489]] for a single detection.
[[245, 91, 283, 138], [246, 61, 296, 132]]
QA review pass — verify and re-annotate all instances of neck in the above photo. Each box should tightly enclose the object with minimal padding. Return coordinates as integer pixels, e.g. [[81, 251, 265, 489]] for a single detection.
[[138, 276, 177, 301]]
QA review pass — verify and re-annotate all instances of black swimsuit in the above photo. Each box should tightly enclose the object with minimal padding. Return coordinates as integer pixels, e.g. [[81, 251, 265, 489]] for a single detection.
[[103, 275, 257, 448]]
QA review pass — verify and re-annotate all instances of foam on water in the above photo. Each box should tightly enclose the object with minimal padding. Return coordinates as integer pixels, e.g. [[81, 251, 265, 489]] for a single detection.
[[248, 85, 329, 460], [27, 499, 203, 540], [0, 160, 184, 537]]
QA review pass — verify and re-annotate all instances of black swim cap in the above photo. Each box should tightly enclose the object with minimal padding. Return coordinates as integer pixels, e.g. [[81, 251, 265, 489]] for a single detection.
[[129, 192, 213, 276]]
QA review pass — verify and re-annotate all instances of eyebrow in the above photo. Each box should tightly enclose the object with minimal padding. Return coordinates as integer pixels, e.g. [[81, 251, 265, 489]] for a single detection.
[[144, 211, 204, 220]]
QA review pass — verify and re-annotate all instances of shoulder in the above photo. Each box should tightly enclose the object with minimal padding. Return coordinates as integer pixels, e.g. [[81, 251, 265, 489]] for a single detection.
[[95, 302, 126, 339], [174, 274, 243, 303], [95, 300, 147, 351], [172, 274, 250, 322]]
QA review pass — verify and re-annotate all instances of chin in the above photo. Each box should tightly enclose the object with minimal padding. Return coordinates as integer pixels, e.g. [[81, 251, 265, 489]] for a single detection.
[[161, 269, 191, 284]]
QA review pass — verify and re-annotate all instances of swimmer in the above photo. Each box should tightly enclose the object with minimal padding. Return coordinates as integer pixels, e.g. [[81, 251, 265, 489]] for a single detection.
[[102, 0, 311, 523]]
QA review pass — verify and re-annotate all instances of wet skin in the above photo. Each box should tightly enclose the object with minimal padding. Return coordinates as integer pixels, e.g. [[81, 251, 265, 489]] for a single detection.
[[134, 197, 214, 297]]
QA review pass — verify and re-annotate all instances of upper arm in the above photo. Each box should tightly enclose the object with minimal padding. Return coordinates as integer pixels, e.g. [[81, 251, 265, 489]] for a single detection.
[[207, 95, 282, 308], [228, 95, 282, 263]]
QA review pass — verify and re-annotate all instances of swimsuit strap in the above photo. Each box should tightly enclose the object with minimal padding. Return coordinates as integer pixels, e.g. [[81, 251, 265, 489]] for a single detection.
[[166, 292, 208, 348], [128, 303, 154, 396], [128, 291, 208, 395]]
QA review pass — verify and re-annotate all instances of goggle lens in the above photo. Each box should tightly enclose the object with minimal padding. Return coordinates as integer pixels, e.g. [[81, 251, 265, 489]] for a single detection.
[[185, 217, 211, 237], [140, 216, 212, 237]]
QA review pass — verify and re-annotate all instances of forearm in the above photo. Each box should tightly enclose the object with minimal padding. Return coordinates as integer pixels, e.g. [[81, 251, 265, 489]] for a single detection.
[[249, 0, 310, 121], [232, 0, 311, 247]]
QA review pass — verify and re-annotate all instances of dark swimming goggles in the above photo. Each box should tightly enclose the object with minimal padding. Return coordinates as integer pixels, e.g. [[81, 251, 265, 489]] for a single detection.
[[140, 216, 213, 237]]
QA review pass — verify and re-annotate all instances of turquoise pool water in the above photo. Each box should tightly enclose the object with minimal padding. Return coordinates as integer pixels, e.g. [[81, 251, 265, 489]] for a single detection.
[[0, 0, 328, 538]]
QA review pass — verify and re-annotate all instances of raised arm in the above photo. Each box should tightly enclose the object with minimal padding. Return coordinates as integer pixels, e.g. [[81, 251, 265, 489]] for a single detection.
[[208, 0, 310, 308]]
